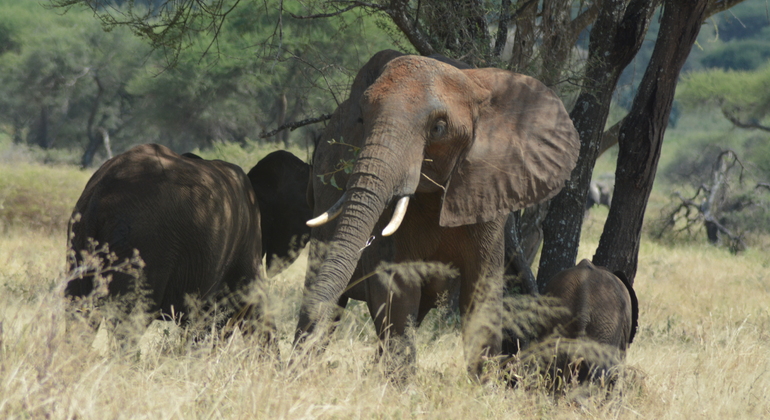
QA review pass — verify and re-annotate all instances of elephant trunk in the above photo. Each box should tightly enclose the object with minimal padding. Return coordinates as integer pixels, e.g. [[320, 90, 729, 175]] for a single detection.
[[295, 128, 422, 342], [295, 177, 392, 339]]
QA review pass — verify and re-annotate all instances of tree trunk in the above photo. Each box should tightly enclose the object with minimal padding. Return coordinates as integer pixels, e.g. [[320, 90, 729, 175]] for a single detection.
[[593, 0, 709, 284], [537, 0, 658, 290], [81, 74, 106, 168], [33, 106, 51, 149]]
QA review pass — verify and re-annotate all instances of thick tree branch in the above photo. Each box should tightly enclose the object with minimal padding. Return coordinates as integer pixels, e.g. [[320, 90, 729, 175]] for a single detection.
[[493, 0, 511, 58], [705, 0, 748, 18], [288, 2, 383, 19], [598, 118, 623, 157], [721, 108, 770, 132], [259, 114, 332, 139], [568, 2, 602, 43], [385, 0, 436, 56]]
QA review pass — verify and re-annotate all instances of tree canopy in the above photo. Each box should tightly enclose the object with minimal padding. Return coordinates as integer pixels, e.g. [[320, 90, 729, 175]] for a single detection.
[[10, 0, 755, 288]]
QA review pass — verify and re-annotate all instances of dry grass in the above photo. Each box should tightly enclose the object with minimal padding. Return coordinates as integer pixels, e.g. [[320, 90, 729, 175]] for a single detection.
[[1, 169, 769, 419]]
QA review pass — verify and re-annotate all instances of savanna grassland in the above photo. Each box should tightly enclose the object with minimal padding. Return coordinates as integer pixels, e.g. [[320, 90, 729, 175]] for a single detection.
[[1, 138, 769, 419]]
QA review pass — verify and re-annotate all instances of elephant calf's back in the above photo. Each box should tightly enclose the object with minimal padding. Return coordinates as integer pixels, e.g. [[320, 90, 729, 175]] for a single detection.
[[544, 259, 635, 351]]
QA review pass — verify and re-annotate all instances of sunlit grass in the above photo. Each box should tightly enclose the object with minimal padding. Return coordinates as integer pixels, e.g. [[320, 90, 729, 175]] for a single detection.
[[1, 156, 769, 418]]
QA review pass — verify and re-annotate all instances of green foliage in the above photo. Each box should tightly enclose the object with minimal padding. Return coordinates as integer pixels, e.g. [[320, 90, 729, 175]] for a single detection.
[[315, 138, 360, 190], [700, 40, 770, 70], [677, 64, 770, 126], [0, 0, 398, 163], [0, 0, 151, 161]]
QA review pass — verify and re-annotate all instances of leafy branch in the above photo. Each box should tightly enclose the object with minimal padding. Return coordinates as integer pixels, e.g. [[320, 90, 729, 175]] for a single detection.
[[316, 139, 360, 190]]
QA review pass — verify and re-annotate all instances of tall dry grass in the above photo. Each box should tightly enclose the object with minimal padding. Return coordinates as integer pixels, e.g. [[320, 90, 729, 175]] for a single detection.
[[1, 162, 769, 419]]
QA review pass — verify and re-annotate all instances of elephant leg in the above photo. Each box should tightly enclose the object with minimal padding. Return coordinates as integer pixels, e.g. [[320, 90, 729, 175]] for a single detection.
[[457, 218, 506, 379], [335, 295, 349, 322], [366, 269, 421, 377]]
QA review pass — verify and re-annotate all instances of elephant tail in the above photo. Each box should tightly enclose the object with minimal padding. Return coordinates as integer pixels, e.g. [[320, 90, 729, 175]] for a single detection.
[[614, 270, 638, 345]]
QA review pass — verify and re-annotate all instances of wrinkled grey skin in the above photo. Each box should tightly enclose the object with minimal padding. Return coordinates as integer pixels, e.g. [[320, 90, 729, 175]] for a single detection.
[[528, 259, 638, 384], [296, 50, 580, 377], [65, 145, 309, 341], [545, 259, 637, 349]]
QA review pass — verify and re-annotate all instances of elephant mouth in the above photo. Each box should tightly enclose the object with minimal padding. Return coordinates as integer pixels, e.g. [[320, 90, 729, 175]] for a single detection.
[[307, 193, 411, 237]]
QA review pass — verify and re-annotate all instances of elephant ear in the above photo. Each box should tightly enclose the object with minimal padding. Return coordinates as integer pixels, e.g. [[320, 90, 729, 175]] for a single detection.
[[439, 68, 580, 227], [614, 270, 638, 345]]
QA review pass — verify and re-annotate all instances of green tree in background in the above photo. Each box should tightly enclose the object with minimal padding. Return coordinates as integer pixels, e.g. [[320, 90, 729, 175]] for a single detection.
[[678, 64, 770, 132], [0, 0, 398, 166], [45, 0, 750, 290], [0, 0, 150, 166]]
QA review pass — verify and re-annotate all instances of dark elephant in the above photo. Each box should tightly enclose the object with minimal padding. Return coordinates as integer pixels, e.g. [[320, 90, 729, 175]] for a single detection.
[[296, 50, 580, 376], [248, 150, 312, 274], [65, 144, 310, 342], [516, 259, 638, 385]]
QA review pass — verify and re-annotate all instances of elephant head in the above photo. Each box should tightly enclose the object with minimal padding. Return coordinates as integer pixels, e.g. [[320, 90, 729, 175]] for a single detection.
[[297, 50, 579, 341], [247, 150, 312, 274]]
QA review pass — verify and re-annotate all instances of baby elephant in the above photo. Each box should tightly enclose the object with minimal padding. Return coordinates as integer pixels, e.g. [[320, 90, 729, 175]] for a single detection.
[[545, 259, 638, 350], [515, 259, 638, 387]]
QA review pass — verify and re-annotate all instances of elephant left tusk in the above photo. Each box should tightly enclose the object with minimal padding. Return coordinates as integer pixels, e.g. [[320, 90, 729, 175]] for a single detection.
[[382, 196, 409, 237], [307, 191, 348, 227]]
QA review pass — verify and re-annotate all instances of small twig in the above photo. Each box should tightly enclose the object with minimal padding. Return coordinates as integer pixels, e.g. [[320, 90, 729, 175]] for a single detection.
[[259, 114, 332, 139]]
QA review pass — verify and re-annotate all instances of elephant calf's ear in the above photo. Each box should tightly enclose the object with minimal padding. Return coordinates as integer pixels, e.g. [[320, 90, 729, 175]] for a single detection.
[[439, 69, 580, 227]]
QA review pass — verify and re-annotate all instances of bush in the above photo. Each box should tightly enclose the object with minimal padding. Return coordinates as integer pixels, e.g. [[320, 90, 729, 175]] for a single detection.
[[700, 40, 770, 71]]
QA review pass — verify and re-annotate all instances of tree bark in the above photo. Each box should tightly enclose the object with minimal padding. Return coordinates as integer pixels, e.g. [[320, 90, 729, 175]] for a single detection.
[[593, 0, 710, 283], [536, 0, 657, 290]]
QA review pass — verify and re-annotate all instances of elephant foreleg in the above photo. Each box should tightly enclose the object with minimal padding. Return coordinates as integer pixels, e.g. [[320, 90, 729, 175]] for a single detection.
[[458, 218, 506, 379], [366, 270, 421, 377]]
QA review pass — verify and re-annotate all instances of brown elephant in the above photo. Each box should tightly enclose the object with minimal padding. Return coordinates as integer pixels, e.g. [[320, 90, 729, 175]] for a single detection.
[[544, 259, 638, 350], [65, 144, 310, 342], [296, 50, 580, 376], [515, 259, 638, 385]]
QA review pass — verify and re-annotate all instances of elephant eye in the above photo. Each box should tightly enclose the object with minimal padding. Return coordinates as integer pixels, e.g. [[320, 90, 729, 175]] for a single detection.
[[431, 119, 447, 138], [357, 117, 363, 124]]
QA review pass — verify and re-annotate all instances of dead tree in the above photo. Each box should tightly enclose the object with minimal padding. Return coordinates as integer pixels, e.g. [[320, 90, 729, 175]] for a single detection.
[[656, 150, 748, 253]]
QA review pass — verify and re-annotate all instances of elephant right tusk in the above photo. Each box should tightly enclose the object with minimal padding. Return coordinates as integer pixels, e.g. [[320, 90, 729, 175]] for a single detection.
[[382, 196, 409, 237], [306, 191, 348, 227]]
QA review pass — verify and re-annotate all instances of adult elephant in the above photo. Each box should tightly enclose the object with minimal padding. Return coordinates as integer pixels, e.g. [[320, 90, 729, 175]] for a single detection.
[[297, 50, 580, 377], [248, 150, 312, 274], [516, 259, 638, 385], [65, 144, 310, 342]]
